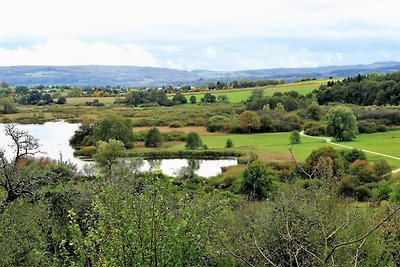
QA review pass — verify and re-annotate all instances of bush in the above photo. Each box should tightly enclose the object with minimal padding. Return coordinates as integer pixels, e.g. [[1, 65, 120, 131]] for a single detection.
[[304, 121, 326, 136], [225, 139, 233, 148], [289, 130, 301, 144], [207, 116, 230, 132], [145, 127, 163, 147], [56, 96, 67, 104], [186, 132, 203, 150], [78, 146, 97, 157], [357, 120, 377, 133], [342, 148, 367, 165], [241, 162, 273, 200], [169, 121, 183, 128]]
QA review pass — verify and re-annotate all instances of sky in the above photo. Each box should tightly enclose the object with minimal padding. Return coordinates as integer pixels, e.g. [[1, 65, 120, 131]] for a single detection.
[[0, 0, 399, 70]]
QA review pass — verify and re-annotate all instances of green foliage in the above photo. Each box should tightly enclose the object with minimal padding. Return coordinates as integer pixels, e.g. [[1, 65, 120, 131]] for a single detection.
[[63, 172, 228, 266], [326, 106, 358, 141], [201, 92, 216, 103], [189, 95, 197, 103], [0, 96, 17, 114], [77, 146, 97, 157], [225, 139, 233, 148], [342, 148, 367, 166], [306, 101, 322, 120], [241, 162, 273, 200], [207, 115, 230, 132], [172, 92, 187, 104], [289, 130, 301, 144], [305, 146, 344, 180], [304, 121, 326, 136], [237, 110, 261, 133], [186, 132, 203, 150], [94, 139, 126, 172], [56, 96, 67, 104], [144, 127, 163, 147], [93, 115, 134, 148]]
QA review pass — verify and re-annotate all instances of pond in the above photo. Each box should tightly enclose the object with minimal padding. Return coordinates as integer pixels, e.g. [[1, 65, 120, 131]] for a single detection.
[[0, 121, 237, 178]]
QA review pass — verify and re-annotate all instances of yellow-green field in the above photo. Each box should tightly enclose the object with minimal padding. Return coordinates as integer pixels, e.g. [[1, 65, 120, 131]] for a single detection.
[[170, 79, 331, 102], [62, 79, 330, 104]]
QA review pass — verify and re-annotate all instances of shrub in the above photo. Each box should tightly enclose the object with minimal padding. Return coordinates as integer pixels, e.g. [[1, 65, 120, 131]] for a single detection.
[[357, 120, 377, 133], [289, 130, 301, 144], [78, 146, 97, 157], [225, 139, 233, 148], [169, 121, 183, 128], [304, 121, 326, 136], [145, 127, 163, 147], [186, 132, 203, 150], [207, 116, 230, 132], [241, 162, 273, 200]]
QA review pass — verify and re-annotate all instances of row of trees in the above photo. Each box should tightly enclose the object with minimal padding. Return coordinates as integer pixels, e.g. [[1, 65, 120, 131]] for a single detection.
[[316, 71, 400, 106]]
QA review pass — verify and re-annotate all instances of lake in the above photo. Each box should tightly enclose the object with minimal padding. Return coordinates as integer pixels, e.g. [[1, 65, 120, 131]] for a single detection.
[[0, 121, 237, 177]]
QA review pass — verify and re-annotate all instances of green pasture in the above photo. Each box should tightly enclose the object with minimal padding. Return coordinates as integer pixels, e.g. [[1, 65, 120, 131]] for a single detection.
[[175, 79, 330, 103], [169, 130, 400, 168]]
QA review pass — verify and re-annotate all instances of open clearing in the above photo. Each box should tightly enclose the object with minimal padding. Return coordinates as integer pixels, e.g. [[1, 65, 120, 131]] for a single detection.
[[165, 130, 400, 168]]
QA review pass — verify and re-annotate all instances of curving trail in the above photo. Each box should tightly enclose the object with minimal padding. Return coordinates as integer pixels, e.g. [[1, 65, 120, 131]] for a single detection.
[[300, 131, 400, 175]]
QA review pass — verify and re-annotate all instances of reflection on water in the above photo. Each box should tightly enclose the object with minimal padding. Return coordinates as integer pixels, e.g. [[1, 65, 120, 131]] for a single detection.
[[0, 121, 238, 178], [0, 121, 83, 167], [140, 158, 237, 178]]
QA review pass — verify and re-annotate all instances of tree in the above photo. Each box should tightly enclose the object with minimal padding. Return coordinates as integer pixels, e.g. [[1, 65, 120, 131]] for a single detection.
[[306, 101, 322, 120], [172, 93, 187, 104], [260, 114, 273, 132], [94, 139, 125, 173], [0, 125, 41, 215], [94, 115, 135, 148], [56, 96, 67, 104], [326, 106, 358, 141], [237, 111, 261, 133], [225, 139, 234, 148], [305, 146, 344, 181], [201, 93, 216, 103], [217, 94, 229, 103], [0, 96, 17, 114], [145, 127, 163, 147], [241, 162, 273, 200], [189, 95, 197, 104], [186, 132, 203, 150], [289, 130, 301, 144]]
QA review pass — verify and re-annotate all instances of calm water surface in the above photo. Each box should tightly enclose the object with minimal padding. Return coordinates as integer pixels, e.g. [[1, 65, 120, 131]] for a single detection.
[[0, 121, 237, 177]]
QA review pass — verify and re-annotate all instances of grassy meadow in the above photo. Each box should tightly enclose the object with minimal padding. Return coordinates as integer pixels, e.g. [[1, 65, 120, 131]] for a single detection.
[[170, 79, 331, 102], [165, 130, 400, 168]]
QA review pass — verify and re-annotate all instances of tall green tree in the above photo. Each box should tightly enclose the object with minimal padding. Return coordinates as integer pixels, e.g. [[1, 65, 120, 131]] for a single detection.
[[186, 132, 203, 150], [237, 111, 261, 133], [94, 115, 134, 148], [0, 96, 17, 114], [241, 162, 273, 200], [145, 127, 163, 147], [326, 106, 358, 141], [94, 139, 126, 173]]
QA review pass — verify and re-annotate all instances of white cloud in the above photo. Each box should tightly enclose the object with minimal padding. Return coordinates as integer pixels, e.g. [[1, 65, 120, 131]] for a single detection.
[[0, 0, 399, 69], [0, 38, 158, 66], [1, 0, 399, 40], [205, 47, 218, 59]]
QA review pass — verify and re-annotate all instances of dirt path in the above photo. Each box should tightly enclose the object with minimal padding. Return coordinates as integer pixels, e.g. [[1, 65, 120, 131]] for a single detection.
[[300, 131, 400, 175]]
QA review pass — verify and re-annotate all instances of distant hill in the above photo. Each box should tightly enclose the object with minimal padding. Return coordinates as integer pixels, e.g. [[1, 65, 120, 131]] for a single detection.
[[1, 62, 400, 87]]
